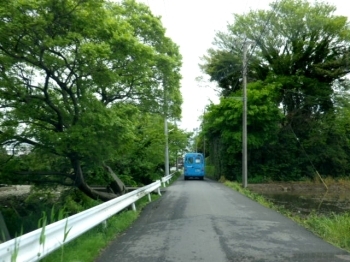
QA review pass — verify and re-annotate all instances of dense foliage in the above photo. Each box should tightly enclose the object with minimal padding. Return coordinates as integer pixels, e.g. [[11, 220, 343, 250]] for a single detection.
[[199, 0, 350, 182], [0, 0, 186, 200]]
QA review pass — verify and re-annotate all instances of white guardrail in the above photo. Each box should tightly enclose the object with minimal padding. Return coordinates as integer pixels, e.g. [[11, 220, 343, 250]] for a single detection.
[[0, 172, 176, 262], [161, 174, 173, 187]]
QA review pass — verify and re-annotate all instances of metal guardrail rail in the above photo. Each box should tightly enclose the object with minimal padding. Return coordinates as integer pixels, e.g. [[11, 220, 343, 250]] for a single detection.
[[0, 172, 177, 262], [161, 174, 173, 187]]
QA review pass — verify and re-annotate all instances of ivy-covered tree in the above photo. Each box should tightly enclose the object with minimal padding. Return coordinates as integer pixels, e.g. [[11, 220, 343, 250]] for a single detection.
[[0, 0, 182, 200]]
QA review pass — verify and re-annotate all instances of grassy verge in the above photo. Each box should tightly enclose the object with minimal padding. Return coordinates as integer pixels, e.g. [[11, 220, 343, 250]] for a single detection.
[[41, 193, 160, 262], [303, 212, 350, 250], [223, 180, 350, 252], [41, 172, 181, 262]]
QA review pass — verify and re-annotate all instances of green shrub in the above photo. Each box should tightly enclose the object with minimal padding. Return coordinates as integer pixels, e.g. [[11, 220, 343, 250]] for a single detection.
[[205, 165, 216, 179]]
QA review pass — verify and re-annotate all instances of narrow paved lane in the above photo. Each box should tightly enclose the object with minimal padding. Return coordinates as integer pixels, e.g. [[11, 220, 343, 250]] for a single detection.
[[96, 177, 350, 262]]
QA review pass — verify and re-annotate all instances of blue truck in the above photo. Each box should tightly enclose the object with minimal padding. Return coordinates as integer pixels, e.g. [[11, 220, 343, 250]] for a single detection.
[[183, 153, 205, 180]]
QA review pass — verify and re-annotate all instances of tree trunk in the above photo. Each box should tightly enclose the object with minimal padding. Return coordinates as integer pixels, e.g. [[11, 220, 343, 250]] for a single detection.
[[103, 163, 126, 195], [71, 158, 120, 202]]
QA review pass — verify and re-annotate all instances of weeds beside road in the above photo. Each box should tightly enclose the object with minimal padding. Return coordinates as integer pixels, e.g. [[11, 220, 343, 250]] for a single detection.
[[224, 180, 350, 253]]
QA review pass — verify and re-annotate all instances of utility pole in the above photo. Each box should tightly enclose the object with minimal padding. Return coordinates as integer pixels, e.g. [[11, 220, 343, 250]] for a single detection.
[[164, 117, 170, 177], [242, 41, 253, 188], [203, 108, 206, 159], [193, 127, 198, 153], [203, 134, 205, 158], [174, 121, 179, 172], [164, 82, 170, 178]]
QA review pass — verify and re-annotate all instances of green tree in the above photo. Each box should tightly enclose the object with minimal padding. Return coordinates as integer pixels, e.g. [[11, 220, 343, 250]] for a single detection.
[[200, 0, 350, 181], [168, 124, 192, 166], [0, 0, 182, 200], [203, 81, 282, 180], [202, 0, 350, 122], [110, 113, 166, 186]]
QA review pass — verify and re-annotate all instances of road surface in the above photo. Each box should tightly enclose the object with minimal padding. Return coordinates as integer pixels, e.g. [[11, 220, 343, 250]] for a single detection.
[[96, 177, 350, 262]]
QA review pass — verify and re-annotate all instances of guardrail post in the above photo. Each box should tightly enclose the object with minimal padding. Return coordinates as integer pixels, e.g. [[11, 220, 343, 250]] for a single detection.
[[157, 187, 161, 196], [131, 203, 136, 211], [147, 193, 151, 202]]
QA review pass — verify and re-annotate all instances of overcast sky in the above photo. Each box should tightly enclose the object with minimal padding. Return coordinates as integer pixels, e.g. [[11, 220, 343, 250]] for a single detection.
[[139, 0, 350, 132]]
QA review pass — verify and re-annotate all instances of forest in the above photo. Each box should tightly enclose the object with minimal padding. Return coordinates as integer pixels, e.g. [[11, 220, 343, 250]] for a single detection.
[[198, 0, 350, 182]]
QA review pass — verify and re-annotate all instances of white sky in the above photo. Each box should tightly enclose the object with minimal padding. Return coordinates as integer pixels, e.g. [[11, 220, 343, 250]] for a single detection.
[[139, 0, 350, 132]]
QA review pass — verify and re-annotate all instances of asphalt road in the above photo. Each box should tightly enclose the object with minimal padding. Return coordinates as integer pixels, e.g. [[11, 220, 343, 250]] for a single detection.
[[95, 177, 350, 262]]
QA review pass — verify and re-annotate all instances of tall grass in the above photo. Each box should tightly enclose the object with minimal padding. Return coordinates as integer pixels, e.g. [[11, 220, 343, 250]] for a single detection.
[[303, 212, 350, 250], [223, 180, 350, 252]]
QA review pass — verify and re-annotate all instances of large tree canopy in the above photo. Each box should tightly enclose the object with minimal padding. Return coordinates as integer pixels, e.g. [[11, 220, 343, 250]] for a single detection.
[[200, 0, 350, 181], [0, 0, 183, 200], [201, 0, 350, 112]]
